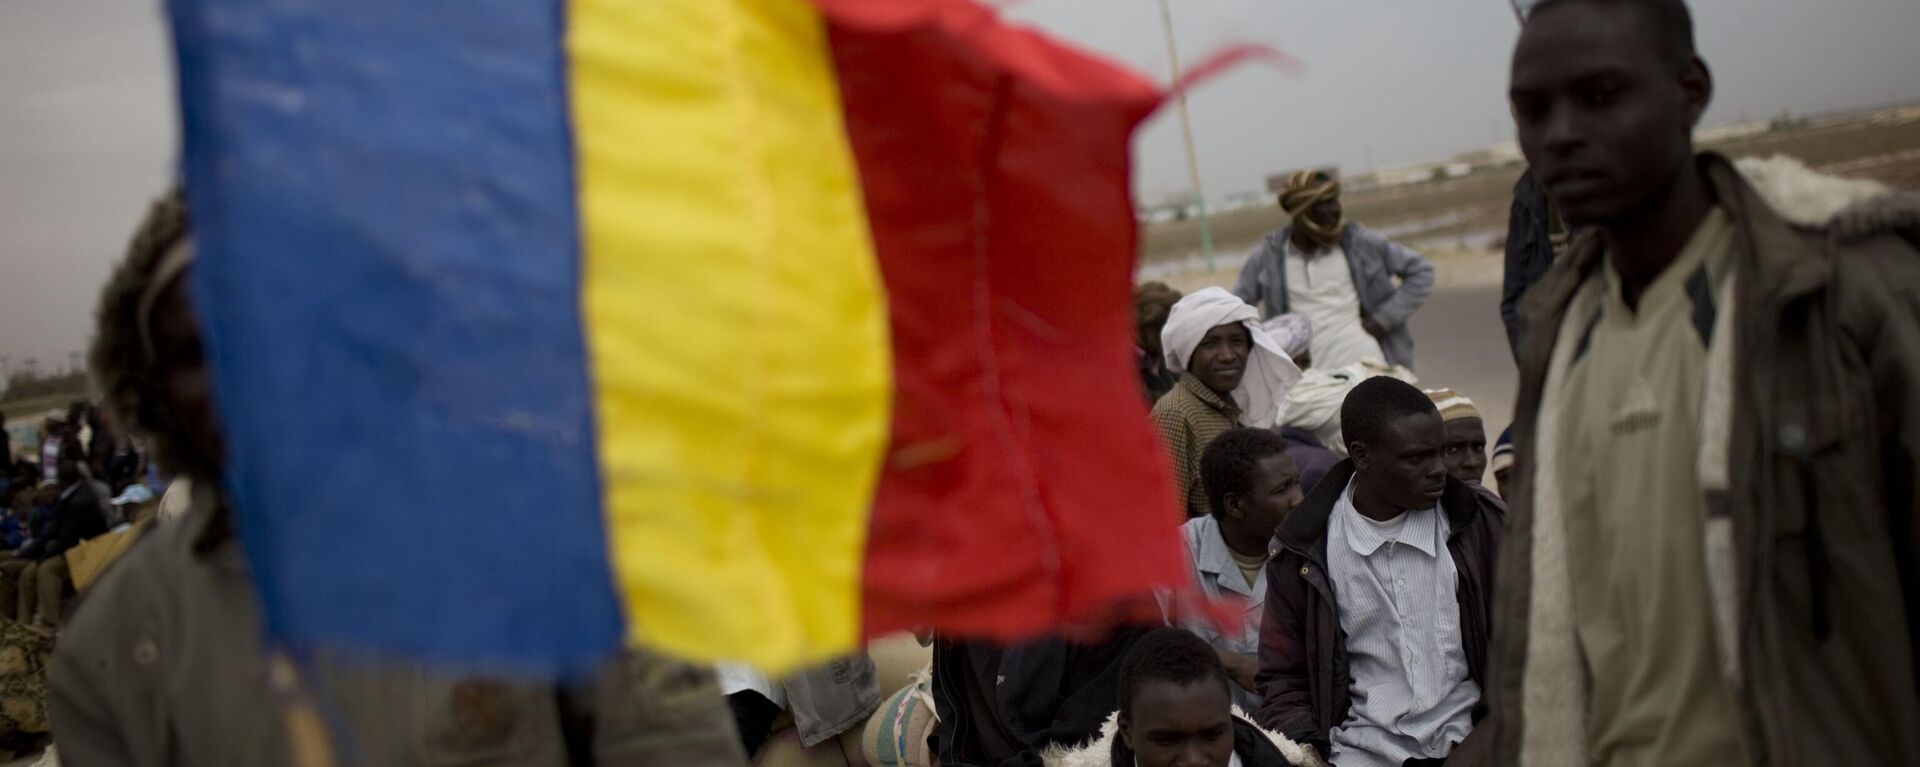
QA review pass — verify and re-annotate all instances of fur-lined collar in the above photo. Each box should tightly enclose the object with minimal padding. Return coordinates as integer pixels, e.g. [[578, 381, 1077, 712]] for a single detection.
[[1730, 154, 1892, 228], [1039, 708, 1326, 767]]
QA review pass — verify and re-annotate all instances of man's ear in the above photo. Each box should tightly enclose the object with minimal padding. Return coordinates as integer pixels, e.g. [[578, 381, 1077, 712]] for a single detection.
[[1224, 492, 1245, 518], [1349, 440, 1370, 472], [1118, 714, 1133, 750], [1680, 55, 1714, 129]]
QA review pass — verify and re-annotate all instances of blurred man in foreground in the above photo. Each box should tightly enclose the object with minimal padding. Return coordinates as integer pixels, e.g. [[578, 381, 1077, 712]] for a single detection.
[[51, 190, 747, 766], [1495, 0, 1920, 763]]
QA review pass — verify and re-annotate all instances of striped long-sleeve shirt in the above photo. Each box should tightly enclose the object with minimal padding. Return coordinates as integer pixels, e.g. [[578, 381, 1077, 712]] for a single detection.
[[1325, 479, 1478, 767]]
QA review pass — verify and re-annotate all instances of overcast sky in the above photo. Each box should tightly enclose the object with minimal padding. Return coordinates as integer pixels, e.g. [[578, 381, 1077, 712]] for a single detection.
[[3, 0, 1918, 370]]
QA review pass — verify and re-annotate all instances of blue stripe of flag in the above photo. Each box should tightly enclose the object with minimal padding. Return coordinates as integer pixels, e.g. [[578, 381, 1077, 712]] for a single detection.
[[166, 0, 623, 672]]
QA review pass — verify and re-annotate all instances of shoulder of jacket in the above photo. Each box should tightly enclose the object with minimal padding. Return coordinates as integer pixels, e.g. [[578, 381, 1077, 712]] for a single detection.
[[1828, 191, 1920, 247], [1344, 223, 1387, 246], [54, 523, 186, 682], [1732, 154, 1917, 239]]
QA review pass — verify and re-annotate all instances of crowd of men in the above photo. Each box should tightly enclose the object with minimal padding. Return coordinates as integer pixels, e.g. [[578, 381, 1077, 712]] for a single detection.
[[0, 0, 1913, 765], [0, 402, 154, 633], [935, 1, 1920, 766]]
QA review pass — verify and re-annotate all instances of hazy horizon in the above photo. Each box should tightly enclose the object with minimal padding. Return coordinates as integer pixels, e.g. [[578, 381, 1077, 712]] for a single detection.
[[3, 0, 1918, 373]]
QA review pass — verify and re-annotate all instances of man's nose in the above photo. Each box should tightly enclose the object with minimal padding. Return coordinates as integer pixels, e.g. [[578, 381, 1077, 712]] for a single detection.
[[1541, 103, 1586, 157]]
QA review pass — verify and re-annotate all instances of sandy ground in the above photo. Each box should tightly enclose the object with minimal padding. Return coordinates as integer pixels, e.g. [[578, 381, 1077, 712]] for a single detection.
[[1154, 249, 1521, 445]]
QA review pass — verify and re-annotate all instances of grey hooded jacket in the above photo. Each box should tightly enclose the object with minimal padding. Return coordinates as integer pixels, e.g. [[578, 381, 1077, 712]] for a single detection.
[[1231, 223, 1435, 369]]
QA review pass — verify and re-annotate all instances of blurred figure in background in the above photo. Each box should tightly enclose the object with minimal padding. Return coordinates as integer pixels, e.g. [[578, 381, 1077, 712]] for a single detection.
[[1134, 282, 1184, 404], [1424, 389, 1489, 487], [1488, 428, 1514, 501], [1232, 171, 1434, 371], [1502, 170, 1571, 360], [3, 443, 107, 627]]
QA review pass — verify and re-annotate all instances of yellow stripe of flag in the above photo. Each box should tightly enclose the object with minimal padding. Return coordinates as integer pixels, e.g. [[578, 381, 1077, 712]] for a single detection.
[[568, 0, 892, 670]]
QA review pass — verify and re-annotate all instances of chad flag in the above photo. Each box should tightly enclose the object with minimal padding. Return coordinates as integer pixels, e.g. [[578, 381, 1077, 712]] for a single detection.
[[169, 0, 1193, 673]]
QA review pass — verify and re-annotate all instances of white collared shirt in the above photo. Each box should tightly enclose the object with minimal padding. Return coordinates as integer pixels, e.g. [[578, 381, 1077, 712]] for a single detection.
[[1325, 478, 1478, 767]]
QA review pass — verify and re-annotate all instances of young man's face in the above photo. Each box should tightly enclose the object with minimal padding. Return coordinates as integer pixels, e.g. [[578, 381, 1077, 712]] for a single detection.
[[1495, 466, 1514, 500], [1441, 417, 1489, 486], [1227, 452, 1303, 543], [1121, 678, 1235, 767], [1188, 324, 1250, 396], [1508, 0, 1710, 227], [1354, 411, 1449, 512]]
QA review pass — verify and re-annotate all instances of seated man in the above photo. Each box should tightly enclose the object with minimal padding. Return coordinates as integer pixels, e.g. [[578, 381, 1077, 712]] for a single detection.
[[11, 445, 107, 627], [1174, 428, 1304, 713], [1043, 628, 1321, 767], [1153, 288, 1301, 517], [1424, 389, 1489, 486], [1255, 377, 1502, 766]]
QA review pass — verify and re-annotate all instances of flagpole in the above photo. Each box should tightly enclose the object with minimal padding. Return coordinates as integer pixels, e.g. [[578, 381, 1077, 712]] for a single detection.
[[1157, 0, 1215, 273]]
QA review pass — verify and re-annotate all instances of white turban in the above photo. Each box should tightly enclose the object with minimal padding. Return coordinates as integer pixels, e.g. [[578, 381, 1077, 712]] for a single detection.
[[1160, 287, 1302, 428]]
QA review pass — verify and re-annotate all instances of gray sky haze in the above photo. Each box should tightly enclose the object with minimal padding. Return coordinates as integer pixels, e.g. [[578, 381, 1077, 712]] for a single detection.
[[2, 0, 1917, 371]]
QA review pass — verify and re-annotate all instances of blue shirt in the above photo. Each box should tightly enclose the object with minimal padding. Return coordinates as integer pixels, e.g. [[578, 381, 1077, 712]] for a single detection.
[[1176, 515, 1268, 713]]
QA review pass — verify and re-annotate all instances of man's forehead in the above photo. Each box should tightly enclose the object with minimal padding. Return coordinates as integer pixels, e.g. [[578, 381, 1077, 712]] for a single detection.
[[1513, 3, 1663, 82]]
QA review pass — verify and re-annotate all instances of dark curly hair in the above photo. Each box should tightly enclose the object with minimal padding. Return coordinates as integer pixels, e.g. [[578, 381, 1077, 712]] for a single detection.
[[1117, 628, 1230, 722], [1200, 427, 1292, 519], [89, 188, 195, 476]]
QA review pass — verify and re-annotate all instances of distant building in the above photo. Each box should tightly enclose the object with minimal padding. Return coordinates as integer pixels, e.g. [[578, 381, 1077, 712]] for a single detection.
[[1220, 190, 1272, 212], [1137, 190, 1202, 223]]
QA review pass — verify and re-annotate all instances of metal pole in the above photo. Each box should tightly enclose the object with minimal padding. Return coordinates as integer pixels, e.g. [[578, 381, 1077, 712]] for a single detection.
[[1157, 0, 1215, 273]]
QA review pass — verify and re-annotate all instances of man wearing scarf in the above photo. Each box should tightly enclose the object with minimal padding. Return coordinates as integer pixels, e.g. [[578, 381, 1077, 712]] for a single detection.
[[1151, 288, 1302, 518], [1232, 171, 1434, 371]]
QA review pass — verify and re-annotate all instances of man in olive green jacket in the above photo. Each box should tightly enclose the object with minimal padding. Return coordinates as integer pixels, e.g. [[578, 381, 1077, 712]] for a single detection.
[[1495, 2, 1920, 764]]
